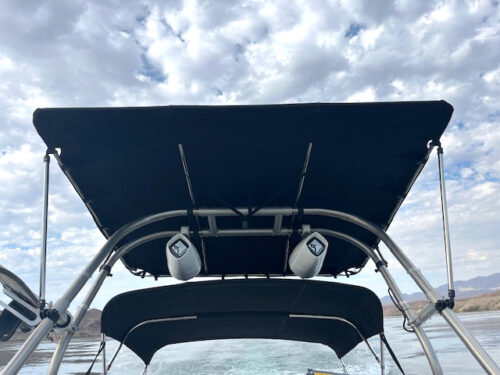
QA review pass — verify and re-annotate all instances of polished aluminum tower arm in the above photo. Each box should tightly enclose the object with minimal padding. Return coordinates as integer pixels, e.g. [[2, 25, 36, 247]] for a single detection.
[[3, 207, 498, 375], [46, 231, 179, 375], [436, 145, 455, 299], [303, 208, 500, 375], [1, 211, 187, 375], [39, 151, 51, 308], [48, 227, 442, 375]]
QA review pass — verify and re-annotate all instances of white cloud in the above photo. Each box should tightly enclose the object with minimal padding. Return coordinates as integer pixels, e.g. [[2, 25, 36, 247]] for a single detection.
[[0, 0, 498, 311], [346, 86, 376, 102]]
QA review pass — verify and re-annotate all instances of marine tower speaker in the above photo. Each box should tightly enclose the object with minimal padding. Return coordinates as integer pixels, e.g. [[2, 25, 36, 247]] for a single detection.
[[166, 233, 202, 281], [289, 232, 328, 278]]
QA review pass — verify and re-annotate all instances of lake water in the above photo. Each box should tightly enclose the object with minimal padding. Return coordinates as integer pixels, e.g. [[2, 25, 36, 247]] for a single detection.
[[1, 311, 499, 374]]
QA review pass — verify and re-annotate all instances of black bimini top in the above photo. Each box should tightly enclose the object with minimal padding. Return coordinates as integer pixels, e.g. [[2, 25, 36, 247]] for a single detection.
[[101, 279, 383, 364], [33, 101, 453, 277]]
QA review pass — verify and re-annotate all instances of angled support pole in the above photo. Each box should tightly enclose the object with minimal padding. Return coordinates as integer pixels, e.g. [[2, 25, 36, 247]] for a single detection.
[[39, 149, 54, 309], [47, 230, 180, 375], [435, 142, 455, 302], [2, 210, 187, 375], [340, 358, 350, 374], [303, 208, 499, 375], [5, 207, 498, 375], [178, 144, 208, 274], [316, 228, 441, 374], [101, 333, 107, 375], [380, 334, 385, 375], [48, 224, 413, 375]]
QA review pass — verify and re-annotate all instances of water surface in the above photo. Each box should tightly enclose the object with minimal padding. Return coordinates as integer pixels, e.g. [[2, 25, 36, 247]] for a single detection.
[[1, 311, 499, 374]]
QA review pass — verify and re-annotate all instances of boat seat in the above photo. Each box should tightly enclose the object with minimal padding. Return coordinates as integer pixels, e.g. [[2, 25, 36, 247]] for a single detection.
[[0, 264, 40, 341], [0, 301, 22, 341]]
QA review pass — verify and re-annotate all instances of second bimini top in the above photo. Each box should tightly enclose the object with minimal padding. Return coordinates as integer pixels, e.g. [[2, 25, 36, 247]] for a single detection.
[[101, 279, 383, 364], [33, 101, 453, 278]]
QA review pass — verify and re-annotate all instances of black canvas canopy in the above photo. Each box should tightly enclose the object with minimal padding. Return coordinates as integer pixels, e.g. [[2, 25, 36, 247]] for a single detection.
[[33, 101, 453, 277], [101, 279, 383, 364]]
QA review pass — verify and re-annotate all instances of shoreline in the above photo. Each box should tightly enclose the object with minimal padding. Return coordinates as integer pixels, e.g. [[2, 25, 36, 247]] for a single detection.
[[383, 290, 500, 316]]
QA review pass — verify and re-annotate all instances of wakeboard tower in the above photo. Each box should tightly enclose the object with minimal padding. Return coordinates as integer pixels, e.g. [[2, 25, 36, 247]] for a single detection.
[[0, 101, 499, 375]]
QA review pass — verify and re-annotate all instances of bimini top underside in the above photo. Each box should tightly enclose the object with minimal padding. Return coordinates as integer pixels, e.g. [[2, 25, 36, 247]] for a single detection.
[[33, 101, 453, 277], [101, 279, 383, 364]]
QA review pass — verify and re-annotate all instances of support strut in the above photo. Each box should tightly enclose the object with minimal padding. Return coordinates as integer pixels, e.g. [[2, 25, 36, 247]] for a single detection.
[[3, 207, 498, 375], [39, 150, 52, 308], [436, 143, 455, 301]]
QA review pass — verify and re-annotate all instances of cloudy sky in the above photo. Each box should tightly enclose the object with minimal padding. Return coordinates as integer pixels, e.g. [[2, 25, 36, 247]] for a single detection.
[[0, 0, 499, 311]]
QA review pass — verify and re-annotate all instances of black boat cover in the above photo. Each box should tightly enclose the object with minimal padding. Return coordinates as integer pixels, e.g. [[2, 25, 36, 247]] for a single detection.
[[101, 279, 383, 364], [33, 101, 453, 277]]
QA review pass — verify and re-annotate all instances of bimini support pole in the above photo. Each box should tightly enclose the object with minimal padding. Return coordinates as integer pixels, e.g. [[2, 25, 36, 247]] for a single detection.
[[436, 143, 455, 301], [6, 207, 498, 374], [303, 208, 500, 375], [2, 210, 187, 375], [49, 226, 433, 375], [39, 150, 52, 308], [46, 231, 179, 375], [380, 335, 385, 375], [101, 333, 107, 375], [317, 228, 441, 375], [340, 358, 350, 375]]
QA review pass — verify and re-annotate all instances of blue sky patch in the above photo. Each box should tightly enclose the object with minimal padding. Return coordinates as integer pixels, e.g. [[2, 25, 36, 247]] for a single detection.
[[139, 54, 166, 83], [345, 22, 365, 39]]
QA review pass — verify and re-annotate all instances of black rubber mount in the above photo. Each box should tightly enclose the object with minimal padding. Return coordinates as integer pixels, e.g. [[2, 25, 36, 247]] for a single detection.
[[429, 139, 444, 154], [101, 264, 113, 277], [436, 288, 456, 313], [429, 139, 442, 149], [374, 259, 388, 272], [55, 312, 71, 328], [45, 148, 57, 158], [40, 309, 60, 323], [435, 297, 455, 313]]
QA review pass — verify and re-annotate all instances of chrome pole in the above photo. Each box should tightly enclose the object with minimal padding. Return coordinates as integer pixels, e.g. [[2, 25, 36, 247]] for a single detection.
[[440, 308, 500, 375], [437, 145, 455, 298], [340, 358, 350, 374], [380, 335, 385, 375], [3, 210, 187, 375], [102, 333, 107, 375], [39, 152, 50, 307], [376, 263, 442, 374], [50, 227, 434, 375], [7, 206, 499, 374], [317, 228, 441, 374], [49, 211, 436, 375], [47, 231, 178, 375], [303, 208, 500, 375]]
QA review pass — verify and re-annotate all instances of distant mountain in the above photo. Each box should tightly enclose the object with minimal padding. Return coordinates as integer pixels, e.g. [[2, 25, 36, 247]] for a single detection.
[[381, 272, 500, 305], [74, 308, 101, 337], [383, 290, 500, 316]]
